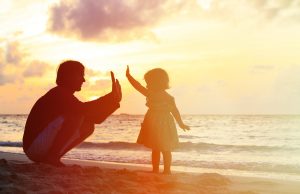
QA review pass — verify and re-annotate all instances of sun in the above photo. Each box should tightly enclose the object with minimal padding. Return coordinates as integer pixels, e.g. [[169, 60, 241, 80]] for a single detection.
[[196, 0, 212, 10]]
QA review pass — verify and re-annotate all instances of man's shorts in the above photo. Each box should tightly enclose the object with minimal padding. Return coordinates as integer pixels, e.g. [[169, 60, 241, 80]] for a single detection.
[[25, 116, 84, 161]]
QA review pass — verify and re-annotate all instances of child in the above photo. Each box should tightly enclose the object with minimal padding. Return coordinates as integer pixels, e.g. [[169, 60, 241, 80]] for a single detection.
[[126, 66, 190, 174]]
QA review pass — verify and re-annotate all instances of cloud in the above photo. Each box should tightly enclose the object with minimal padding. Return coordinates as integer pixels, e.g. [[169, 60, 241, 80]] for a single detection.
[[5, 41, 23, 64], [47, 0, 300, 42], [85, 72, 112, 90], [23, 60, 49, 77], [0, 46, 15, 85], [85, 68, 109, 77], [246, 0, 297, 20], [250, 65, 276, 74], [91, 79, 111, 89], [80, 68, 112, 94], [0, 69, 14, 85], [0, 41, 50, 85], [47, 0, 184, 41], [188, 0, 300, 27], [80, 77, 112, 101]]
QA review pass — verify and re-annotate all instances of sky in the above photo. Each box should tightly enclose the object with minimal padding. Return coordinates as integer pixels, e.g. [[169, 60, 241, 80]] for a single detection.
[[0, 0, 300, 114]]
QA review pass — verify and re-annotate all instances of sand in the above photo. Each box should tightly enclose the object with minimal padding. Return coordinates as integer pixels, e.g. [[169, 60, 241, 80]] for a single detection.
[[0, 152, 299, 194]]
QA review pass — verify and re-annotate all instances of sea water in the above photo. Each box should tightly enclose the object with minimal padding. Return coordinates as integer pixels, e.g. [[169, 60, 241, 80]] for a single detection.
[[0, 114, 300, 180]]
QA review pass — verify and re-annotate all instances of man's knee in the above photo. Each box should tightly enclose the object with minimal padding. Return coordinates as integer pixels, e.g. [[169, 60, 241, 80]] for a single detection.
[[80, 120, 95, 138]]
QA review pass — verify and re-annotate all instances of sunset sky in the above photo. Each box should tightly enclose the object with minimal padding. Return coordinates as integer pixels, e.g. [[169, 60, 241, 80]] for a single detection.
[[1, 0, 300, 114]]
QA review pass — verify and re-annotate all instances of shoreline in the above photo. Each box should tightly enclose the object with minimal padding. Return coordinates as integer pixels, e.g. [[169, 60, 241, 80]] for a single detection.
[[0, 151, 153, 171], [1, 148, 299, 182], [1, 151, 300, 194]]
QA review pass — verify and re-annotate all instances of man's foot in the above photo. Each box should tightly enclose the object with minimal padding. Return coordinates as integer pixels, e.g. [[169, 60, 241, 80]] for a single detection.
[[52, 160, 66, 167], [45, 158, 66, 167]]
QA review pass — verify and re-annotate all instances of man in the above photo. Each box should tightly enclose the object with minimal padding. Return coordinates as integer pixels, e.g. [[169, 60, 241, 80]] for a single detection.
[[23, 60, 122, 166]]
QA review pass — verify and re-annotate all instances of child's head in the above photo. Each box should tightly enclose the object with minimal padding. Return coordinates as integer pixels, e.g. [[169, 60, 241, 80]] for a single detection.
[[144, 68, 169, 91]]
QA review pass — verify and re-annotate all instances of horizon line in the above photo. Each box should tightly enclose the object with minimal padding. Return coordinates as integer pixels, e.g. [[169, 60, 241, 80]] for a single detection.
[[1, 113, 300, 116]]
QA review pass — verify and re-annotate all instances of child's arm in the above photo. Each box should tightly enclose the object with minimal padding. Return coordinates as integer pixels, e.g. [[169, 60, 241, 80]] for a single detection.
[[171, 102, 190, 131], [126, 66, 148, 96]]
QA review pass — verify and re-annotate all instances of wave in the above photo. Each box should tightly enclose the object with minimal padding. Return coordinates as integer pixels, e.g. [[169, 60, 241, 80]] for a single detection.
[[0, 141, 295, 153], [177, 142, 289, 152], [65, 151, 300, 175], [178, 135, 200, 139], [0, 141, 147, 150], [1, 141, 300, 177], [0, 142, 22, 147], [173, 160, 300, 175], [77, 142, 146, 150]]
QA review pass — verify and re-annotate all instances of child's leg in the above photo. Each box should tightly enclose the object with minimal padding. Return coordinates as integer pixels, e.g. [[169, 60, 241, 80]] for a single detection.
[[152, 149, 160, 173], [162, 151, 172, 174]]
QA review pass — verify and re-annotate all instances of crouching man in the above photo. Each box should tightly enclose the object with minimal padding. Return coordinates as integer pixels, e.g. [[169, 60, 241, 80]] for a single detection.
[[23, 60, 122, 166]]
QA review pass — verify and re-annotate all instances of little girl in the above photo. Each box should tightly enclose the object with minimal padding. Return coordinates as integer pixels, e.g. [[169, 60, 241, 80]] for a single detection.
[[126, 66, 190, 174]]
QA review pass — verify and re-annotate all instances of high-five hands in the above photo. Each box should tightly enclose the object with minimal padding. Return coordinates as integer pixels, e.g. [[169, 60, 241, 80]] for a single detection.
[[111, 71, 122, 103]]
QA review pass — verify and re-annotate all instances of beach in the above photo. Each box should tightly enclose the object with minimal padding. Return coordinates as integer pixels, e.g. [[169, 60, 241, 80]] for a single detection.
[[1, 152, 299, 194], [2, 115, 300, 181], [1, 114, 300, 193]]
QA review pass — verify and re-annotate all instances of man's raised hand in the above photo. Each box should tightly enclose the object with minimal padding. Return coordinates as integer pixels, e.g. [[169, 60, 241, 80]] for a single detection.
[[111, 71, 122, 102]]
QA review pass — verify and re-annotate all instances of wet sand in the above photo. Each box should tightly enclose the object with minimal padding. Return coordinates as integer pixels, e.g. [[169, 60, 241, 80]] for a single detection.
[[0, 152, 299, 194]]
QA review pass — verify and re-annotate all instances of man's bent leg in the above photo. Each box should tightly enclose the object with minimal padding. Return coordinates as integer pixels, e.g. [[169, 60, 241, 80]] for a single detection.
[[58, 119, 94, 157], [25, 116, 65, 163], [45, 116, 94, 166]]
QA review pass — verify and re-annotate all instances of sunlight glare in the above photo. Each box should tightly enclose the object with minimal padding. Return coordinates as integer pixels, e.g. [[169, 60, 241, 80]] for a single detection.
[[197, 0, 212, 10], [0, 0, 12, 13]]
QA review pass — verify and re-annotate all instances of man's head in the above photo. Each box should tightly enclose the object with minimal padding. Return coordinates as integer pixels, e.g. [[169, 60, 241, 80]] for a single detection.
[[56, 60, 85, 92]]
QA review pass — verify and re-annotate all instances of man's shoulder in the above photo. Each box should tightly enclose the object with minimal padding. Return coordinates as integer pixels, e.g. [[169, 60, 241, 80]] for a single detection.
[[44, 86, 77, 100], [36, 87, 60, 103], [33, 86, 76, 107], [29, 86, 84, 117]]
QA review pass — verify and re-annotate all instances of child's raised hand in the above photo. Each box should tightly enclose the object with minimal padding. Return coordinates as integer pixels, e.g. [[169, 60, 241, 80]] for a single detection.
[[126, 65, 130, 77]]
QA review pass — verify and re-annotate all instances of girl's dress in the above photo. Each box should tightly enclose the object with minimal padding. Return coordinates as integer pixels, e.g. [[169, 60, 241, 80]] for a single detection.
[[137, 91, 179, 151]]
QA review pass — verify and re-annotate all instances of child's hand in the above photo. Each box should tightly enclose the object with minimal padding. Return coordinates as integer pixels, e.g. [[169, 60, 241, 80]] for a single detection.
[[180, 124, 190, 132], [126, 65, 130, 77]]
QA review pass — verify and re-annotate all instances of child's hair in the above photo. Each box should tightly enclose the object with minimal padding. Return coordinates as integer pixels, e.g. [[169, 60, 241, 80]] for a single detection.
[[144, 68, 169, 91]]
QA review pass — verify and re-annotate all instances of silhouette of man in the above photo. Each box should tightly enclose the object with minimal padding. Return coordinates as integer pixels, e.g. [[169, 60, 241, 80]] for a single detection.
[[23, 60, 122, 166]]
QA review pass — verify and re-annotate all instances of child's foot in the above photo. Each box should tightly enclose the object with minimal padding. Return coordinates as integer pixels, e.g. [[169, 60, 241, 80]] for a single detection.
[[152, 168, 159, 173], [163, 170, 171, 175]]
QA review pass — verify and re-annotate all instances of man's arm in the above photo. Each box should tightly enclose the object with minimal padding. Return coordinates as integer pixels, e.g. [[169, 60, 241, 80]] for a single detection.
[[83, 92, 120, 124], [82, 71, 122, 124]]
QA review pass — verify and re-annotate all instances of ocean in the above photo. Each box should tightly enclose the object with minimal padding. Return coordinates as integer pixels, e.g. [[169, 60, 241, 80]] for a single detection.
[[0, 114, 300, 181]]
